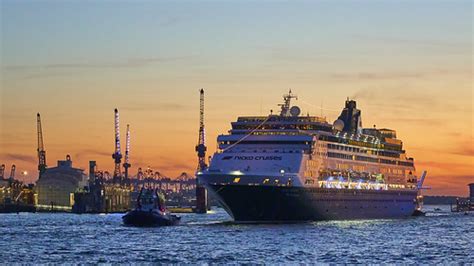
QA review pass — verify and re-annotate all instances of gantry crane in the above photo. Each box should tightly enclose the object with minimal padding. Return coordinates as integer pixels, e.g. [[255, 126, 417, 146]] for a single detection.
[[123, 124, 131, 180], [195, 88, 208, 213], [112, 108, 123, 183], [196, 89, 207, 171], [9, 164, 16, 181], [37, 113, 47, 178], [0, 164, 5, 179]]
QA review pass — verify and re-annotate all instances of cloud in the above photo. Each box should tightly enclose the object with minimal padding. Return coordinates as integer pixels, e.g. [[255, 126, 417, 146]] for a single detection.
[[329, 68, 471, 82], [121, 103, 187, 112], [73, 149, 111, 162], [424, 175, 473, 196], [449, 139, 474, 157], [2, 56, 190, 71], [349, 86, 468, 116], [383, 117, 443, 126], [352, 35, 471, 49], [413, 138, 474, 158], [416, 161, 471, 172], [331, 72, 424, 81], [1, 153, 36, 164]]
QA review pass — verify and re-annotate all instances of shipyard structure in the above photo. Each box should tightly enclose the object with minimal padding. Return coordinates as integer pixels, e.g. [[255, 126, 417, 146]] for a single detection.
[[72, 107, 204, 213], [0, 164, 35, 213], [36, 155, 87, 210], [1, 106, 205, 213]]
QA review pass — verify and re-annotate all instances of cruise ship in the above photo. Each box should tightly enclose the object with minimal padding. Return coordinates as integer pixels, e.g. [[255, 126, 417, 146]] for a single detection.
[[197, 91, 426, 222]]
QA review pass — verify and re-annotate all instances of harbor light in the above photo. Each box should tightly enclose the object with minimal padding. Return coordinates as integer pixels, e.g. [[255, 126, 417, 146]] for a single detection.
[[229, 170, 244, 175]]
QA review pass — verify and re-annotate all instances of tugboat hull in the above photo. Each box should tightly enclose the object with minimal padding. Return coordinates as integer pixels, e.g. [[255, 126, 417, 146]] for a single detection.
[[122, 210, 181, 227]]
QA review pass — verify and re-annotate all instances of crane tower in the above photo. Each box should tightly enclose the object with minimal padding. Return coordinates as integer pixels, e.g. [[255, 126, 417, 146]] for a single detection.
[[195, 88, 208, 213], [37, 113, 47, 178], [112, 108, 123, 183], [0, 164, 5, 179], [123, 124, 131, 180], [9, 164, 16, 181], [196, 89, 207, 171]]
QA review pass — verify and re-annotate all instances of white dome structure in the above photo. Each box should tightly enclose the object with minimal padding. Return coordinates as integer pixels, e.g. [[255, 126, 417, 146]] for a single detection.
[[333, 119, 345, 131]]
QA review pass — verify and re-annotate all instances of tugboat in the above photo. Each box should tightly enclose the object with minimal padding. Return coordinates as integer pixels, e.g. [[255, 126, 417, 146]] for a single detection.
[[122, 188, 181, 227]]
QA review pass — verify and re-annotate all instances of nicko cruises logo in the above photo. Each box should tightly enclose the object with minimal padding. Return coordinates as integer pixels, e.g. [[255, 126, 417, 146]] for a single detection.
[[222, 155, 282, 161]]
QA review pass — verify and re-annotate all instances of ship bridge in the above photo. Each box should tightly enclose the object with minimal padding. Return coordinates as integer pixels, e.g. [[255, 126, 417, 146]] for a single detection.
[[217, 134, 317, 154]]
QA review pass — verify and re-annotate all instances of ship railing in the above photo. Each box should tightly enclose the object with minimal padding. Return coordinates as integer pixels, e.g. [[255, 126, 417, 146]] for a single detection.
[[317, 181, 416, 191]]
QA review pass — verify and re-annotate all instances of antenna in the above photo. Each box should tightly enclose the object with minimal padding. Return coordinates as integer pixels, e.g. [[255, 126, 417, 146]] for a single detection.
[[279, 89, 298, 117]]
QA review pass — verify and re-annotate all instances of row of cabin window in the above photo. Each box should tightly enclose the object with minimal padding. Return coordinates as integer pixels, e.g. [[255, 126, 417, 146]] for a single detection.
[[232, 124, 332, 131], [327, 152, 414, 167], [327, 143, 400, 158], [319, 135, 403, 152]]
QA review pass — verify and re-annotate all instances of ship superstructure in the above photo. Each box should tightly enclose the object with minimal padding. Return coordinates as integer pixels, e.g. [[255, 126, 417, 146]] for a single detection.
[[198, 91, 426, 222]]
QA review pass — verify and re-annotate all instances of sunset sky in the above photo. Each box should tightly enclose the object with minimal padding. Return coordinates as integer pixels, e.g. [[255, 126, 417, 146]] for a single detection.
[[1, 0, 472, 196]]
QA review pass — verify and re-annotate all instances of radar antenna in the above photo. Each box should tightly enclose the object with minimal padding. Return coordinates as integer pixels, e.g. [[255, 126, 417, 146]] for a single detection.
[[279, 89, 298, 117]]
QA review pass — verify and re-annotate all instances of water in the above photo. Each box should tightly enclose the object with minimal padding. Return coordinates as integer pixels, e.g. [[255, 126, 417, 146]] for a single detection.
[[0, 205, 472, 263]]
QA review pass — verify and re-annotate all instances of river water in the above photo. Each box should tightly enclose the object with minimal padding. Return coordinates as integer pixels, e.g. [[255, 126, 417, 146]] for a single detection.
[[0, 205, 472, 263]]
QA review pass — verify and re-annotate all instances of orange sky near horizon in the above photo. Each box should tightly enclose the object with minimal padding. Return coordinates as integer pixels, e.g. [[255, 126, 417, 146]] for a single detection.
[[0, 0, 472, 196]]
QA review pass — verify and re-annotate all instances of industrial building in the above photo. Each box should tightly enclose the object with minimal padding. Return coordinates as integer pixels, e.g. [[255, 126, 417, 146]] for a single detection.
[[36, 155, 87, 209], [73, 161, 132, 213], [470, 183, 474, 201]]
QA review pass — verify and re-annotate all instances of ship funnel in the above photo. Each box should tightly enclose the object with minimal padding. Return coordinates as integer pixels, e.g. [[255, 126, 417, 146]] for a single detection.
[[336, 99, 362, 134]]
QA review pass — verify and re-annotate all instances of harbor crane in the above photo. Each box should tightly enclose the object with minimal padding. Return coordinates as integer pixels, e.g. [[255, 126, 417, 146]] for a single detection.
[[37, 113, 47, 178], [196, 89, 207, 171], [0, 164, 5, 179], [9, 164, 16, 182], [123, 124, 131, 180], [195, 88, 208, 213], [112, 108, 123, 183]]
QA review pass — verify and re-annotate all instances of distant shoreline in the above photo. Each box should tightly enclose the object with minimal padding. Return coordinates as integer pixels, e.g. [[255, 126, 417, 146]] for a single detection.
[[424, 196, 469, 205]]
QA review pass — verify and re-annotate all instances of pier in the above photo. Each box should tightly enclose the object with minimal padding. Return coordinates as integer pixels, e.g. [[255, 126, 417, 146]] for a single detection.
[[451, 183, 474, 213]]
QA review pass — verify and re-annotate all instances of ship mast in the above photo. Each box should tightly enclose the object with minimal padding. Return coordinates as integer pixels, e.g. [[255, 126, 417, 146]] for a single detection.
[[279, 89, 298, 117]]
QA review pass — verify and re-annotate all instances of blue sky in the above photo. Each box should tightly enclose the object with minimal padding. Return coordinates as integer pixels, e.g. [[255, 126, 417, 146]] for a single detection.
[[1, 0, 472, 195]]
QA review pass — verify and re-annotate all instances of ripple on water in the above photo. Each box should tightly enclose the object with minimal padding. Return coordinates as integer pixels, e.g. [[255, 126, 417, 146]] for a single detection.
[[0, 207, 472, 263]]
